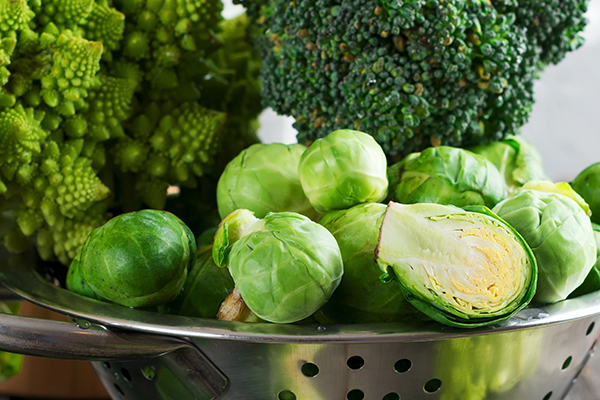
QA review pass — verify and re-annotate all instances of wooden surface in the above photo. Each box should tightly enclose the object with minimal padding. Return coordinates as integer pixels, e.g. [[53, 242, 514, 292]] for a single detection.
[[0, 302, 110, 399]]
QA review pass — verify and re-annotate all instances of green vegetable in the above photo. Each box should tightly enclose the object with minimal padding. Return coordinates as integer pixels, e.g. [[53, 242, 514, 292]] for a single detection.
[[242, 0, 588, 159], [387, 146, 507, 209], [65, 252, 98, 300], [376, 202, 537, 328], [0, 1, 263, 265], [216, 143, 318, 220], [571, 162, 600, 224], [316, 202, 421, 323], [161, 245, 234, 319], [493, 189, 596, 304], [213, 209, 343, 323], [468, 135, 551, 195], [70, 209, 196, 308], [298, 129, 388, 213], [0, 302, 24, 382]]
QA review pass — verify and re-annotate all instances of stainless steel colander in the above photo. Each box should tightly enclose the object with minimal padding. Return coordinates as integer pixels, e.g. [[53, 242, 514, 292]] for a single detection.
[[0, 248, 598, 400]]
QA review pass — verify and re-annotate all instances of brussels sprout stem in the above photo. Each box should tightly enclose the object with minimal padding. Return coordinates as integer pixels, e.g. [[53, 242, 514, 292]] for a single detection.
[[216, 288, 260, 322]]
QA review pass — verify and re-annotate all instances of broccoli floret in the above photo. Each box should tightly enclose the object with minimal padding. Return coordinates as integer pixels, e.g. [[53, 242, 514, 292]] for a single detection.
[[0, 1, 264, 264], [245, 0, 588, 160]]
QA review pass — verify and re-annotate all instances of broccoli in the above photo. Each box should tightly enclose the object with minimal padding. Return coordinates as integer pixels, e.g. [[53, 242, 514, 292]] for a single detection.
[[0, 0, 263, 265], [242, 0, 588, 160]]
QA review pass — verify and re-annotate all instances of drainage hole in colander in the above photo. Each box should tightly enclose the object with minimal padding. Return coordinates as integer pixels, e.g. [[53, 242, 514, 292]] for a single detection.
[[347, 389, 364, 400], [103, 362, 111, 369], [586, 321, 595, 336], [393, 359, 412, 373], [347, 356, 365, 370], [301, 362, 319, 377], [141, 365, 156, 381], [277, 390, 296, 400], [423, 378, 442, 393], [382, 393, 400, 400], [543, 391, 553, 400], [120, 368, 132, 382], [562, 356, 572, 370], [113, 383, 125, 397]]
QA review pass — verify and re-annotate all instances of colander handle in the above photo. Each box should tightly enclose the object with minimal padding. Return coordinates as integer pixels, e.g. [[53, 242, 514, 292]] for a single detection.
[[0, 309, 197, 361]]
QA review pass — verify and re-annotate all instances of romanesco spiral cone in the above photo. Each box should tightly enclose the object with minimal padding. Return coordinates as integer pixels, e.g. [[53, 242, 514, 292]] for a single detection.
[[40, 31, 103, 116], [82, 3, 126, 60], [31, 0, 95, 31], [0, 105, 47, 186]]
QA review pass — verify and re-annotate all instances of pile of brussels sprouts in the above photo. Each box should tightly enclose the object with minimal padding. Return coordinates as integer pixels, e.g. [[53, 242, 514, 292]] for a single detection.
[[66, 130, 600, 329]]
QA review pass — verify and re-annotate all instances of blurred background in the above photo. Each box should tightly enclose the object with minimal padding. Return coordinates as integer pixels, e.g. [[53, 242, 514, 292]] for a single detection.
[[225, 0, 600, 183]]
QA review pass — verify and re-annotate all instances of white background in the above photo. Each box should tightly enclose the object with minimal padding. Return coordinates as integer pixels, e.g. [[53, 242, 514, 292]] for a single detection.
[[224, 0, 600, 182]]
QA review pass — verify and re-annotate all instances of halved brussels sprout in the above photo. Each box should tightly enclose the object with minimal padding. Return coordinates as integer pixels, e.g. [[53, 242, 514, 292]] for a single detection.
[[73, 210, 196, 308], [493, 189, 596, 304], [387, 146, 507, 209], [571, 162, 600, 224], [298, 129, 388, 213], [160, 245, 234, 319], [217, 143, 319, 220], [468, 135, 550, 195], [376, 202, 537, 328], [316, 203, 421, 323], [213, 209, 343, 323]]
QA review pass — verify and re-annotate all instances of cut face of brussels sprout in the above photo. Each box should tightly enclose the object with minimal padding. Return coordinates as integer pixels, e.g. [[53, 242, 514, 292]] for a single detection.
[[298, 129, 388, 213], [216, 143, 319, 220], [493, 189, 597, 304], [376, 202, 537, 327], [387, 146, 507, 209]]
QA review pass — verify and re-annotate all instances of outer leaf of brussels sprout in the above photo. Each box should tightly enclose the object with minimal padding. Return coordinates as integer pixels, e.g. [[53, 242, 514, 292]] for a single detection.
[[66, 252, 98, 300], [376, 202, 537, 328], [572, 162, 600, 224], [161, 246, 235, 319], [468, 135, 550, 195], [387, 146, 507, 209], [212, 209, 260, 267], [317, 203, 421, 323], [79, 210, 195, 308], [493, 190, 597, 304], [298, 129, 388, 213], [521, 180, 591, 217], [216, 143, 319, 220], [227, 212, 343, 323]]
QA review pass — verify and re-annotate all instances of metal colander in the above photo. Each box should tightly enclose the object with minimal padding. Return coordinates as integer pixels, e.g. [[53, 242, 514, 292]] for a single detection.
[[0, 248, 598, 400]]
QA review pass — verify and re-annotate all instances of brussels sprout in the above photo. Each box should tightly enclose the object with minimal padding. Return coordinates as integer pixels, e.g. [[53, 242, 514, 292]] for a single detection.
[[493, 190, 596, 304], [569, 222, 600, 298], [571, 162, 600, 224], [387, 146, 507, 209], [316, 203, 421, 323], [376, 202, 537, 328], [298, 129, 388, 213], [74, 210, 196, 308], [468, 135, 550, 195], [217, 143, 319, 220], [521, 180, 591, 216], [66, 253, 98, 300], [213, 209, 343, 323], [160, 246, 234, 319]]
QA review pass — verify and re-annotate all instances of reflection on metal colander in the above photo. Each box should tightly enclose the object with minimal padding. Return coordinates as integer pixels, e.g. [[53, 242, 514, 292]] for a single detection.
[[91, 316, 598, 400]]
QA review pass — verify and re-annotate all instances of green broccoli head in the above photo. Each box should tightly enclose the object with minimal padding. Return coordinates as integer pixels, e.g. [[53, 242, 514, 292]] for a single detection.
[[246, 0, 588, 160]]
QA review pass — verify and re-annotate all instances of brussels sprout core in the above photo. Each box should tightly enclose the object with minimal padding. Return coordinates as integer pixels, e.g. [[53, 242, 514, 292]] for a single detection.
[[376, 202, 536, 327]]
